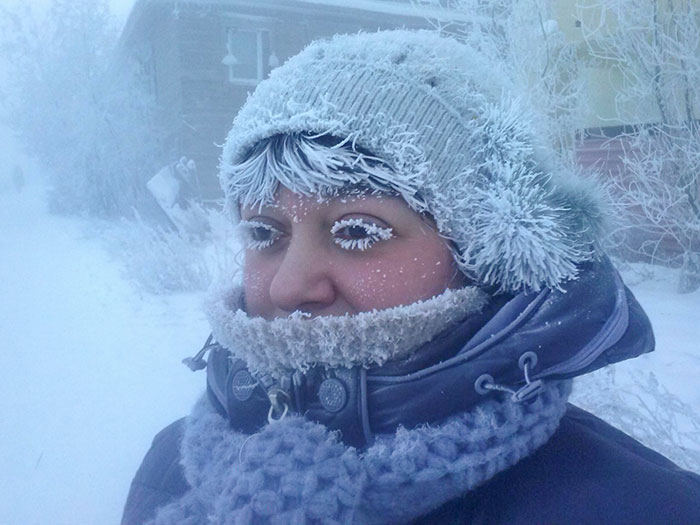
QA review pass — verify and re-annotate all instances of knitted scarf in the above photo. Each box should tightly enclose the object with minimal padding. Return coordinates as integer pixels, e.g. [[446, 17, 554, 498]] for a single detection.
[[153, 286, 573, 523], [149, 381, 571, 524]]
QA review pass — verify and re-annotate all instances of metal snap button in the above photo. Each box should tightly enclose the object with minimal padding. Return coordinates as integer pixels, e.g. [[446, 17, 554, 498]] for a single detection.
[[318, 378, 347, 413], [231, 369, 257, 401]]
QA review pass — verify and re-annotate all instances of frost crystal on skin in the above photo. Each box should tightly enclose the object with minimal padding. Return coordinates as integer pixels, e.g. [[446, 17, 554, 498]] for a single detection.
[[330, 218, 393, 251]]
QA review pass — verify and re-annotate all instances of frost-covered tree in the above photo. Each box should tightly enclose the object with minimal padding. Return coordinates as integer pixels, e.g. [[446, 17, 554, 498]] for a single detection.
[[0, 0, 163, 217], [417, 0, 590, 165], [578, 0, 700, 292]]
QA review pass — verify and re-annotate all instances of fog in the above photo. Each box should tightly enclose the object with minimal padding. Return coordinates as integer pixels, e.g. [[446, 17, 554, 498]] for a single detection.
[[0, 0, 699, 523], [8, 0, 136, 23]]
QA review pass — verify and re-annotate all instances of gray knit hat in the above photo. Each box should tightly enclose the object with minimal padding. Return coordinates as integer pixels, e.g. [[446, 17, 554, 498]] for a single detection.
[[219, 30, 604, 292]]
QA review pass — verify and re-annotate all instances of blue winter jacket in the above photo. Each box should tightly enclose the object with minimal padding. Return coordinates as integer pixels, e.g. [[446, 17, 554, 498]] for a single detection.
[[122, 259, 700, 523], [122, 404, 700, 524]]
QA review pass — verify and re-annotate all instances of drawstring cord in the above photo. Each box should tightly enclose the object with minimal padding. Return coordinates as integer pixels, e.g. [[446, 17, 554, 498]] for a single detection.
[[182, 333, 218, 371], [474, 351, 544, 403]]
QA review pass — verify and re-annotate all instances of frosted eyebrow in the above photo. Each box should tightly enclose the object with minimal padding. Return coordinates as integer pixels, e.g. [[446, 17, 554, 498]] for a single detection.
[[313, 183, 398, 201]]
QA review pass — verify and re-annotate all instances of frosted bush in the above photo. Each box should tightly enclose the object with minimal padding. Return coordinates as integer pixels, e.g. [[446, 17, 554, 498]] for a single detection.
[[0, 0, 164, 218], [572, 367, 700, 473], [104, 218, 211, 294], [579, 0, 700, 292], [101, 206, 240, 295]]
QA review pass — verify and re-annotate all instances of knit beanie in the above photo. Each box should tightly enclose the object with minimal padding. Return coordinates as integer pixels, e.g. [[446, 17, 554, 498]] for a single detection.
[[219, 30, 604, 292]]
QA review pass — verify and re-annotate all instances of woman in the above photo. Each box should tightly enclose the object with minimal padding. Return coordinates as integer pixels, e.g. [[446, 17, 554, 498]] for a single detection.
[[123, 30, 700, 524]]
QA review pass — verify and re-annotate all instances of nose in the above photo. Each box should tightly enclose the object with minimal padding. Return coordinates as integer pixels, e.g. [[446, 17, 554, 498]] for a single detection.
[[268, 236, 336, 315]]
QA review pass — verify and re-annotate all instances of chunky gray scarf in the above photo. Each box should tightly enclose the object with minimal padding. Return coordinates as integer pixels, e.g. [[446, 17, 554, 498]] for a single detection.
[[149, 380, 571, 524], [155, 285, 574, 522]]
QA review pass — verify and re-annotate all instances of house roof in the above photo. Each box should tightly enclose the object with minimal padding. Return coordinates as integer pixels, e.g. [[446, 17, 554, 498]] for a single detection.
[[119, 0, 467, 49], [294, 0, 461, 19]]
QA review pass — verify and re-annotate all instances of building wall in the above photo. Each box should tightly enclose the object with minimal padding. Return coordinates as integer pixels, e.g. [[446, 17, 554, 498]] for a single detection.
[[153, 13, 184, 159]]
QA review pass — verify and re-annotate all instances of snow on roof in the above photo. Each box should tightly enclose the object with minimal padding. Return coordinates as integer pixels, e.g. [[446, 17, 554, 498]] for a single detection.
[[119, 0, 469, 58], [296, 0, 468, 20], [125, 0, 467, 26]]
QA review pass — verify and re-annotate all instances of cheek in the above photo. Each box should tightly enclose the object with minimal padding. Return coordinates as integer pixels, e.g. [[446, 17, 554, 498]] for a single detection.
[[342, 260, 395, 309], [341, 241, 459, 310], [242, 254, 274, 315]]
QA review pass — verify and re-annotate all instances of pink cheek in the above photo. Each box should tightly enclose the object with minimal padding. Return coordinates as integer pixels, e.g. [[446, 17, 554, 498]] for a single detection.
[[366, 255, 454, 307], [345, 264, 392, 309], [242, 263, 273, 310], [344, 258, 426, 311]]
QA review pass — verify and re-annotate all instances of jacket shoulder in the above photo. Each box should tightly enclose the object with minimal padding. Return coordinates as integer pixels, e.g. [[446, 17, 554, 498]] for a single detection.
[[121, 419, 190, 525], [422, 404, 700, 524]]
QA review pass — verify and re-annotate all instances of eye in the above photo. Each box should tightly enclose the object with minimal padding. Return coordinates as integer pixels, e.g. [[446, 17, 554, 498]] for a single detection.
[[239, 220, 282, 250], [330, 217, 393, 251]]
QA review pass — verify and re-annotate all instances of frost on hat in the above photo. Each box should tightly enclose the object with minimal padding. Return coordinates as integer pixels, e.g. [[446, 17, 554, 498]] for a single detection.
[[219, 30, 604, 293]]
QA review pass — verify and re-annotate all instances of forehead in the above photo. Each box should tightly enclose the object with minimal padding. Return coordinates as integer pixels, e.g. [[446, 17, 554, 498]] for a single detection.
[[240, 186, 402, 217]]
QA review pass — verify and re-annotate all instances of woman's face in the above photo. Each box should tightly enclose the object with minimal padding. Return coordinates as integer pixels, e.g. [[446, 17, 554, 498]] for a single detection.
[[241, 186, 464, 319]]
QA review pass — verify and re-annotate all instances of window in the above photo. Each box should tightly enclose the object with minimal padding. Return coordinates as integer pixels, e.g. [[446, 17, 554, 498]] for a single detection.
[[223, 28, 270, 84]]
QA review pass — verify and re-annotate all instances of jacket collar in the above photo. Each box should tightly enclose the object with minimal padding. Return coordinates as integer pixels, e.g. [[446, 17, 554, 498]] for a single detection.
[[204, 257, 653, 447]]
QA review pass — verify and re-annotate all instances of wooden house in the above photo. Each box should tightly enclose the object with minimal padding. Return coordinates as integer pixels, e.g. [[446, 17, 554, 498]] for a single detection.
[[117, 0, 455, 199]]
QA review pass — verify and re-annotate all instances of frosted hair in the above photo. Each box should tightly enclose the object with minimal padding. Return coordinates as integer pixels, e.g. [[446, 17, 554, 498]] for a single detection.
[[230, 133, 413, 208]]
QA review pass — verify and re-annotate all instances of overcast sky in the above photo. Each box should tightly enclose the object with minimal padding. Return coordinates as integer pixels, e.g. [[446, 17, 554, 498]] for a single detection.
[[110, 0, 139, 21], [11, 0, 138, 25]]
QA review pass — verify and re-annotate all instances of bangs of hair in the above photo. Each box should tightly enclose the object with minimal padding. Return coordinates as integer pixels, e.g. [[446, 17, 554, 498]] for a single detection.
[[224, 133, 424, 211]]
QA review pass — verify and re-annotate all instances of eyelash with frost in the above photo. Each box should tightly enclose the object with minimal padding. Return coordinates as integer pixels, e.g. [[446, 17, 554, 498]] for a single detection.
[[331, 218, 393, 251], [239, 220, 281, 250]]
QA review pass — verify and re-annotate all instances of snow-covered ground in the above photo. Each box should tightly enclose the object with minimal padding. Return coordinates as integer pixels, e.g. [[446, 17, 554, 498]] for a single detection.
[[0, 177, 698, 524], [0, 183, 206, 525]]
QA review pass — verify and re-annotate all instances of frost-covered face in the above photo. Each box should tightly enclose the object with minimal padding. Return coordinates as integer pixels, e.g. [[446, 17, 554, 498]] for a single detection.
[[241, 187, 464, 319]]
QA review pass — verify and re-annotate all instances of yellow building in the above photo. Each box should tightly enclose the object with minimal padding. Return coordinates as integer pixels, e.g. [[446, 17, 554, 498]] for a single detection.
[[552, 0, 699, 129]]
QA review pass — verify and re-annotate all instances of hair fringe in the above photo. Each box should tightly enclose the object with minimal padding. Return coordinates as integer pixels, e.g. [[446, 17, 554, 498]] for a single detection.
[[225, 133, 429, 211]]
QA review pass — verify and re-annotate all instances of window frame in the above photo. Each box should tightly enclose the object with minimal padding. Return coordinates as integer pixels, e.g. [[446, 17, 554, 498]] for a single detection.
[[222, 16, 272, 86]]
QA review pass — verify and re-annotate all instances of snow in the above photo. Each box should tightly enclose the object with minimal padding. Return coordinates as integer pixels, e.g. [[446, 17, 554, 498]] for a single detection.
[[0, 183, 204, 524], [619, 268, 700, 410], [0, 169, 698, 523]]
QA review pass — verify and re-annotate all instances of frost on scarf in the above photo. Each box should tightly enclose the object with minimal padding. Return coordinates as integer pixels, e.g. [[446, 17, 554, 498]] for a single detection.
[[149, 381, 572, 524], [205, 285, 488, 380]]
